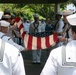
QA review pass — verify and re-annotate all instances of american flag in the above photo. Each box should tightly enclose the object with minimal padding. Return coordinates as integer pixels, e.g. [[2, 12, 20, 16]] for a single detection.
[[15, 17, 59, 50]]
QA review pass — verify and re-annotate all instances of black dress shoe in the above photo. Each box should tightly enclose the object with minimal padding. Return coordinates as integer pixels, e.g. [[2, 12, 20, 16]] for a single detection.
[[36, 62, 41, 64], [32, 61, 36, 64]]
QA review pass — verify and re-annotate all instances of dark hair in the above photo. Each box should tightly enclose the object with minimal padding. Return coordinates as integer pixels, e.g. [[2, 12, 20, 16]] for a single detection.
[[11, 14, 16, 20], [1, 18, 9, 21], [71, 25, 76, 33], [4, 9, 11, 15]]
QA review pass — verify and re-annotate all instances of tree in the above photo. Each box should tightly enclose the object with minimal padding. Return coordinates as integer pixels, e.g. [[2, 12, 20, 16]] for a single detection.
[[0, 3, 70, 20], [71, 0, 76, 6], [28, 4, 55, 20]]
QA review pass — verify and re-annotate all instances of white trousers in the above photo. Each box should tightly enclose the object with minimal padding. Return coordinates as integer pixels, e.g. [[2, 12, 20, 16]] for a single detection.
[[32, 50, 41, 62]]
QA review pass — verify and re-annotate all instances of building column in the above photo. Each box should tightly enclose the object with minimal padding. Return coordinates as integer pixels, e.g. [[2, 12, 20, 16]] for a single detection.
[[55, 3, 60, 13]]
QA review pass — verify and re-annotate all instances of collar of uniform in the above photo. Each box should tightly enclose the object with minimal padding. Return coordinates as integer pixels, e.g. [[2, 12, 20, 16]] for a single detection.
[[62, 41, 76, 67], [0, 39, 5, 62]]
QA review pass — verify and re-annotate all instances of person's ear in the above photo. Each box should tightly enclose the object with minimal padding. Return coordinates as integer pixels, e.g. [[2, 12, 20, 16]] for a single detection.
[[71, 29, 75, 35], [71, 29, 74, 34]]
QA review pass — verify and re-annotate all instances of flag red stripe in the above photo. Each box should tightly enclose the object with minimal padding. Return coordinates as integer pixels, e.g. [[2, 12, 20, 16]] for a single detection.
[[22, 32, 26, 40], [45, 36, 51, 48], [27, 35, 33, 50], [53, 33, 59, 43], [18, 24, 24, 31], [37, 37, 41, 50], [18, 24, 26, 40], [15, 17, 20, 22], [15, 17, 59, 50]]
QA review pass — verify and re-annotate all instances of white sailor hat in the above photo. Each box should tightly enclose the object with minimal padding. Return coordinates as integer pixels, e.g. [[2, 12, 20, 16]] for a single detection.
[[63, 10, 73, 16], [23, 16, 28, 19], [0, 11, 3, 19], [66, 14, 76, 26], [0, 20, 10, 27], [2, 14, 11, 19], [33, 14, 39, 17], [56, 12, 62, 15]]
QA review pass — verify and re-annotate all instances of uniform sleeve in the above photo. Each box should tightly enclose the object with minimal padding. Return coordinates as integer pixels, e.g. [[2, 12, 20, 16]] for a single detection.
[[40, 50, 58, 75], [29, 23, 34, 34], [58, 21, 64, 32], [8, 39, 25, 51], [12, 52, 26, 75]]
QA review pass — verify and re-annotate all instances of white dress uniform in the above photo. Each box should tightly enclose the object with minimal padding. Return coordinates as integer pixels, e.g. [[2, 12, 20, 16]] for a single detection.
[[29, 14, 43, 63], [29, 21, 42, 63], [40, 40, 76, 75], [0, 20, 25, 51], [56, 19, 64, 33], [40, 21, 46, 32], [56, 19, 64, 47], [0, 32, 24, 51], [0, 38, 26, 75], [23, 22, 30, 33]]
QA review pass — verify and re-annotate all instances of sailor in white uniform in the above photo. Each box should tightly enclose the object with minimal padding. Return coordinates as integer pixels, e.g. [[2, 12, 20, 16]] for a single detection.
[[29, 14, 43, 64], [55, 12, 64, 47], [63, 10, 74, 42], [0, 38, 26, 75], [0, 15, 25, 51], [23, 16, 30, 33], [40, 14, 76, 75]]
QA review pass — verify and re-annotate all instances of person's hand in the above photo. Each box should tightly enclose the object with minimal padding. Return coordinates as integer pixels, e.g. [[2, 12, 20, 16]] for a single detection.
[[59, 37, 66, 42]]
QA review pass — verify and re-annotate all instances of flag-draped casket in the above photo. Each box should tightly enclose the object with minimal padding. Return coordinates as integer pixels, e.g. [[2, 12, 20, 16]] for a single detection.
[[15, 17, 59, 50]]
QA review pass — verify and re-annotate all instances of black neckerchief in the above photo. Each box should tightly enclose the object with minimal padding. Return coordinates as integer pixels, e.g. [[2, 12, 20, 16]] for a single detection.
[[33, 22, 39, 32]]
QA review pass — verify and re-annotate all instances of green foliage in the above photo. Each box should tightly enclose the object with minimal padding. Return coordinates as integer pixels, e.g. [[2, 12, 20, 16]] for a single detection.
[[71, 0, 76, 6], [0, 3, 71, 20], [28, 4, 55, 19], [13, 4, 26, 8], [0, 4, 14, 11]]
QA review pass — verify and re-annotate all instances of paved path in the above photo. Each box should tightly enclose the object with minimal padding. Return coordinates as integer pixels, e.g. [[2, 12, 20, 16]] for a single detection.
[[21, 50, 49, 75]]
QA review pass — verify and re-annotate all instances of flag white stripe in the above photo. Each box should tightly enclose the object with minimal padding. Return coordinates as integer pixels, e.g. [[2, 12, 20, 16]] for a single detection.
[[17, 20, 22, 28], [32, 36, 37, 50], [49, 35, 56, 46], [20, 28, 24, 35], [24, 34, 29, 49], [41, 37, 46, 49]]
